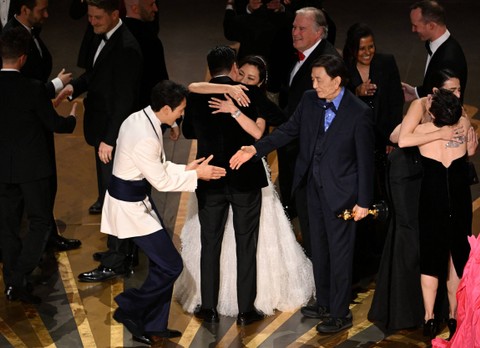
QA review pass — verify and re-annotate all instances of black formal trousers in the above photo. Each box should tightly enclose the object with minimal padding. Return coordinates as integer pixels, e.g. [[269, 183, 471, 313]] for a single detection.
[[307, 171, 356, 318], [0, 178, 52, 287], [115, 229, 182, 333], [94, 147, 133, 270], [196, 187, 261, 313]]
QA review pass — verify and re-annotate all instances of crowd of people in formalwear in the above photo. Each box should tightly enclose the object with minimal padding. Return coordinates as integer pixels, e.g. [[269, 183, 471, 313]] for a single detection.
[[0, 0, 478, 345]]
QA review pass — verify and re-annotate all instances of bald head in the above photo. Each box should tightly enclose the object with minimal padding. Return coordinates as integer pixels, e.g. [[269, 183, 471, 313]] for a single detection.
[[125, 0, 157, 21]]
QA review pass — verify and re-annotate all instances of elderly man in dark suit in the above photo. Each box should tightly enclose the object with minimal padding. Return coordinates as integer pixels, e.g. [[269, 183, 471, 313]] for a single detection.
[[402, 0, 467, 103], [230, 55, 375, 333], [0, 28, 76, 304], [60, 0, 143, 282], [278, 6, 340, 257], [183, 45, 267, 326]]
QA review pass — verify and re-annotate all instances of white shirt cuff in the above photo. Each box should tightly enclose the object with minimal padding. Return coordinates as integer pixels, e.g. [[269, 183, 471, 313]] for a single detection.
[[51, 77, 64, 93]]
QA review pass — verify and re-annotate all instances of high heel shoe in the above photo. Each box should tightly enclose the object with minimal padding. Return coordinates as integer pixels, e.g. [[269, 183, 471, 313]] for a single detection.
[[423, 318, 438, 339], [447, 318, 457, 341]]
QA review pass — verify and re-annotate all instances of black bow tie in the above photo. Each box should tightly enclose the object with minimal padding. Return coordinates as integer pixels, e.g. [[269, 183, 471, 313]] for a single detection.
[[425, 41, 432, 56], [319, 99, 337, 113], [98, 33, 108, 42]]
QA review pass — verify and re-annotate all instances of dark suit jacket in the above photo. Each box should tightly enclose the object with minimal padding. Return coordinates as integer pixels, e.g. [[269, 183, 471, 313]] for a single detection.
[[346, 53, 404, 149], [183, 76, 268, 192], [223, 7, 293, 92], [123, 17, 168, 109], [255, 88, 375, 213], [2, 18, 56, 97], [71, 23, 142, 147], [280, 39, 340, 116], [0, 71, 75, 183], [418, 35, 467, 102]]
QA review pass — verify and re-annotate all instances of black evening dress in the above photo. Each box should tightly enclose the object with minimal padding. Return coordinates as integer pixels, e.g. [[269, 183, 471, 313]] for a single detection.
[[419, 154, 471, 279], [368, 147, 424, 332]]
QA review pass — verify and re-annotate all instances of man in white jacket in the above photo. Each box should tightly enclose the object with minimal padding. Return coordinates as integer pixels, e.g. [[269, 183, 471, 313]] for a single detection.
[[103, 80, 226, 345]]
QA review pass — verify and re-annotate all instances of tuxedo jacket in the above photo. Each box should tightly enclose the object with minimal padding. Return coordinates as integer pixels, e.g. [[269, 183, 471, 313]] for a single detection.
[[346, 53, 404, 149], [255, 89, 375, 213], [71, 23, 142, 147], [101, 106, 197, 239], [418, 35, 467, 102], [280, 39, 340, 116], [183, 76, 267, 192], [123, 17, 168, 109], [2, 18, 56, 97], [0, 71, 75, 183]]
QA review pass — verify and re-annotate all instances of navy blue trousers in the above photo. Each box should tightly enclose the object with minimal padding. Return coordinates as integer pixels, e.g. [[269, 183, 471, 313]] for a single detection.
[[114, 229, 183, 333]]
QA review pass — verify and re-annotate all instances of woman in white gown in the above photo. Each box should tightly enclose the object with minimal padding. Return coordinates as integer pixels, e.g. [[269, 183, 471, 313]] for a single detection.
[[174, 56, 314, 316]]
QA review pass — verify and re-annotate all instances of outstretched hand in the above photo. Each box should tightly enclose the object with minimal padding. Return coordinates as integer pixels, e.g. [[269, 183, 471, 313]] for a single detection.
[[229, 145, 256, 170], [187, 155, 227, 181], [439, 124, 464, 142]]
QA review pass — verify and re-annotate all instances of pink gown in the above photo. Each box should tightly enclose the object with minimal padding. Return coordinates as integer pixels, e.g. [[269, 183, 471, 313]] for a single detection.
[[432, 235, 480, 348]]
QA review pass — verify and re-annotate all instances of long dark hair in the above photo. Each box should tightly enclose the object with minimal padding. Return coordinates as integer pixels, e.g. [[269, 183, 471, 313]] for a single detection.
[[430, 69, 459, 89], [342, 23, 375, 68]]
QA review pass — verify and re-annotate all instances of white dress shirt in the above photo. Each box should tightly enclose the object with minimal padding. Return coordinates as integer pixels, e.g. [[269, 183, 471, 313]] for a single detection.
[[101, 106, 198, 239], [289, 39, 322, 86]]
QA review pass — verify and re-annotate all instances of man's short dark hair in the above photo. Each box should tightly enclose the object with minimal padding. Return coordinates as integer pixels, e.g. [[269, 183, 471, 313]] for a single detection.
[[0, 27, 31, 60], [150, 80, 189, 112], [430, 89, 462, 127], [410, 0, 446, 26], [207, 46, 236, 77], [13, 0, 37, 15], [311, 55, 349, 87], [86, 0, 120, 13]]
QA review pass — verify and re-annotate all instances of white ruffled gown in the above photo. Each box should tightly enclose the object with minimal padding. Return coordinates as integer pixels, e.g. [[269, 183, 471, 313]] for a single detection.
[[174, 160, 315, 316]]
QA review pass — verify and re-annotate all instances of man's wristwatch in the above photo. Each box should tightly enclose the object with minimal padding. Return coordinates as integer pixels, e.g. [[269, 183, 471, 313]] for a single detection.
[[231, 109, 241, 119]]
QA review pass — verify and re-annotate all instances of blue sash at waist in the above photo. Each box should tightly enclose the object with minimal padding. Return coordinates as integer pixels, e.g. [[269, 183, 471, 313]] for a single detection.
[[108, 175, 152, 202]]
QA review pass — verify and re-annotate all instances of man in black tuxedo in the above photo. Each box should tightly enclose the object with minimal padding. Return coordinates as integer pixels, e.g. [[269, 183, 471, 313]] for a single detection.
[[230, 55, 375, 333], [402, 0, 467, 103], [0, 28, 77, 304], [59, 0, 143, 282], [183, 46, 267, 326], [1, 0, 81, 252], [278, 6, 340, 256]]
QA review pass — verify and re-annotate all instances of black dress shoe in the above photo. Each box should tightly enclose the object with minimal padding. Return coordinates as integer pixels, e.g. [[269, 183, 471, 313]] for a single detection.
[[423, 318, 438, 339], [48, 234, 82, 251], [132, 328, 181, 345], [194, 307, 219, 323], [301, 304, 331, 319], [237, 310, 264, 326], [447, 318, 457, 340], [88, 201, 103, 215], [316, 311, 353, 334], [5, 285, 41, 304], [113, 308, 143, 337], [92, 251, 108, 262], [78, 265, 126, 282]]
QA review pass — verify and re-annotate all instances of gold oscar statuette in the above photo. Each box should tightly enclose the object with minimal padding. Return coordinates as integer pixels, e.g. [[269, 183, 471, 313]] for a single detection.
[[336, 201, 389, 221]]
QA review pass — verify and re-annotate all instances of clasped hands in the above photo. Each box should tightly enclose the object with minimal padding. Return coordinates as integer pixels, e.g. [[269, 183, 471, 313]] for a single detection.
[[356, 79, 377, 97]]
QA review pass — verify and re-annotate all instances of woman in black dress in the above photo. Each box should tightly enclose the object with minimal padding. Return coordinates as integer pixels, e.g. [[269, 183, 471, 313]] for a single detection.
[[409, 89, 473, 339]]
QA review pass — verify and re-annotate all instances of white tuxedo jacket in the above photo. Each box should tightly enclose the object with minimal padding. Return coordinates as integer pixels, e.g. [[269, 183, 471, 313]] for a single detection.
[[101, 106, 198, 239]]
